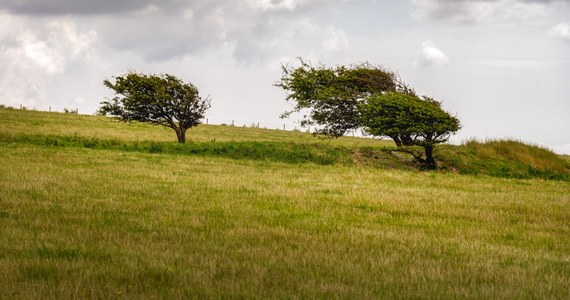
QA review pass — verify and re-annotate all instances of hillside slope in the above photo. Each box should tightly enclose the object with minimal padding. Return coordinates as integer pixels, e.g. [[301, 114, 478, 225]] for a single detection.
[[1, 108, 569, 298], [1, 108, 569, 180]]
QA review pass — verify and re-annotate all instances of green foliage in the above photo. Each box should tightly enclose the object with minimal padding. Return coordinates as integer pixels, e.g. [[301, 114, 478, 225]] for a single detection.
[[275, 59, 401, 138], [63, 107, 78, 114], [99, 72, 210, 143], [0, 104, 16, 110], [5, 133, 349, 166], [360, 92, 461, 168], [274, 60, 461, 169]]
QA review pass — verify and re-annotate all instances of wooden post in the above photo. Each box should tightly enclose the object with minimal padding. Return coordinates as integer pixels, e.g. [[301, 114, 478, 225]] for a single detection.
[[283, 124, 285, 131], [232, 120, 234, 126]]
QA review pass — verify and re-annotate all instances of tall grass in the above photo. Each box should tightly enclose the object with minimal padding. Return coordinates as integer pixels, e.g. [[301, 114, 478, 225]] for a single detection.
[[436, 139, 570, 181], [466, 139, 567, 172], [1, 108, 569, 297], [1, 144, 569, 298], [0, 133, 349, 165]]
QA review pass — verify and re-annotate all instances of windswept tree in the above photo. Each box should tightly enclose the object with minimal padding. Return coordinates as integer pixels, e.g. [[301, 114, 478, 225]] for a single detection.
[[359, 92, 461, 169], [99, 72, 210, 143], [275, 59, 409, 138]]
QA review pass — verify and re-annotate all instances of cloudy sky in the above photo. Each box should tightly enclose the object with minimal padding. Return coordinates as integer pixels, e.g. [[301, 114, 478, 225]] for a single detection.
[[1, 0, 569, 153]]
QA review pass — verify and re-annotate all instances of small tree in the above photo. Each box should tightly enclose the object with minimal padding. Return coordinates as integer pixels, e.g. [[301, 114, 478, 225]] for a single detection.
[[360, 92, 461, 169], [275, 59, 404, 138], [99, 72, 210, 143]]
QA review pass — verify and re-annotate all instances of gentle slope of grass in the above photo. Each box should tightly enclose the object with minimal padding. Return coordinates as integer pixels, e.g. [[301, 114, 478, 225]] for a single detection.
[[1, 144, 568, 298], [1, 108, 569, 297], [437, 139, 570, 180], [2, 108, 569, 181], [0, 108, 389, 147]]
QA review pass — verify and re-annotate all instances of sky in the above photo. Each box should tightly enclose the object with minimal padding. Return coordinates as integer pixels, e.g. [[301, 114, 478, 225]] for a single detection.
[[1, 0, 569, 153]]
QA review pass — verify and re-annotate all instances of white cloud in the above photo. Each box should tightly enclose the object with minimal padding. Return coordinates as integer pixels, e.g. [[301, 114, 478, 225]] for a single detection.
[[183, 9, 194, 21], [23, 39, 62, 75], [26, 19, 97, 74], [247, 0, 300, 11], [0, 14, 97, 105], [0, 0, 362, 64], [549, 22, 570, 41], [411, 0, 493, 22], [411, 0, 562, 23], [416, 40, 448, 67], [19, 19, 96, 75], [231, 17, 347, 66], [322, 26, 349, 53], [246, 0, 359, 12], [139, 4, 160, 15]]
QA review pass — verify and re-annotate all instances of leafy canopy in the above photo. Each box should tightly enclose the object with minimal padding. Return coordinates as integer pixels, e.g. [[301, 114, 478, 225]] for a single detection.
[[360, 92, 461, 168], [276, 59, 404, 138], [99, 72, 210, 143]]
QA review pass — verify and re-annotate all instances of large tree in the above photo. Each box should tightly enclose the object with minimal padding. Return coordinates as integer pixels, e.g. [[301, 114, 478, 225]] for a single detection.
[[99, 72, 210, 143], [359, 92, 461, 169], [275, 59, 407, 138]]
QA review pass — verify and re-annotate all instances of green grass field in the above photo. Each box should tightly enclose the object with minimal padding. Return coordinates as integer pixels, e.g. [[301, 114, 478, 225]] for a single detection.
[[1, 109, 569, 298]]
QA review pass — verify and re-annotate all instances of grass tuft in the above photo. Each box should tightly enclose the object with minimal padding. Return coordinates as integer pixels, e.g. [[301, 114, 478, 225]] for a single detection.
[[436, 139, 570, 181]]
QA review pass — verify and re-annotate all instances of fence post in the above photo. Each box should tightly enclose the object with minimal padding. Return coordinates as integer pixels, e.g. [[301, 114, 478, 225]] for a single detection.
[[283, 124, 285, 131]]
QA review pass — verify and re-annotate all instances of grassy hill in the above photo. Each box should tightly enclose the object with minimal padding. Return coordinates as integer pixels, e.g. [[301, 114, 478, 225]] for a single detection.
[[1, 108, 569, 180], [1, 108, 569, 298]]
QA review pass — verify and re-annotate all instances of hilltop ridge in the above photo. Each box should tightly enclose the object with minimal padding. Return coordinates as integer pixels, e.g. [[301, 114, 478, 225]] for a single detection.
[[1, 108, 569, 181]]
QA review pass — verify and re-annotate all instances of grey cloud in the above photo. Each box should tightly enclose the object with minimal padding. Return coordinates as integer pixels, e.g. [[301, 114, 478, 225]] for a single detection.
[[515, 0, 569, 2], [0, 0, 188, 15], [99, 11, 225, 60], [411, 0, 570, 22], [91, 1, 354, 63], [94, 1, 247, 61], [0, 0, 358, 15], [416, 0, 567, 3], [0, 0, 357, 66]]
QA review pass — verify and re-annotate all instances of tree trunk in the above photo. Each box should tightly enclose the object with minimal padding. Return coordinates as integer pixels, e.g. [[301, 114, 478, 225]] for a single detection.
[[175, 127, 187, 144], [391, 134, 413, 147], [391, 136, 403, 147], [401, 134, 414, 146], [424, 145, 437, 169]]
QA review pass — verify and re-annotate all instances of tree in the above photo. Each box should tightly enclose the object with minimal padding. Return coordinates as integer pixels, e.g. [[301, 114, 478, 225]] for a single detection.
[[359, 92, 461, 169], [275, 59, 405, 138], [99, 72, 210, 143]]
